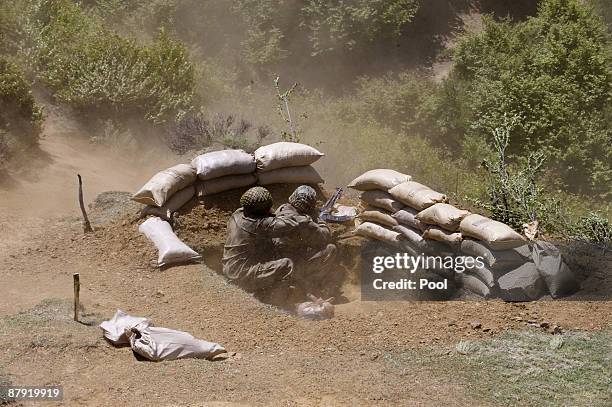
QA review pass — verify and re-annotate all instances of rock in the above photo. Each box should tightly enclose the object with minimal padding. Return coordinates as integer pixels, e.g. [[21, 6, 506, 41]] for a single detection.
[[498, 262, 547, 302], [470, 321, 482, 330]]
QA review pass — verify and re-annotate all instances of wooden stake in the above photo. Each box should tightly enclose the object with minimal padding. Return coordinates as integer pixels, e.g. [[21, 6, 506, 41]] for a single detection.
[[77, 174, 93, 233], [73, 273, 80, 322]]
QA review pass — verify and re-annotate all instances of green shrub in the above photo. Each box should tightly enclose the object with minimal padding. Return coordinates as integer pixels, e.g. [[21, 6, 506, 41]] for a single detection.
[[30, 0, 194, 123], [0, 57, 42, 152], [435, 0, 612, 196]]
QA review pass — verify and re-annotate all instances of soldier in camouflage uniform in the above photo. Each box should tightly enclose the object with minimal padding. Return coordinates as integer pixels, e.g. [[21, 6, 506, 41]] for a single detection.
[[222, 187, 305, 292], [275, 185, 337, 290]]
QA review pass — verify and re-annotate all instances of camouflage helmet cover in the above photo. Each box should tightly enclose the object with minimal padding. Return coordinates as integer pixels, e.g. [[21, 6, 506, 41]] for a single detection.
[[240, 186, 273, 213], [289, 185, 317, 213]]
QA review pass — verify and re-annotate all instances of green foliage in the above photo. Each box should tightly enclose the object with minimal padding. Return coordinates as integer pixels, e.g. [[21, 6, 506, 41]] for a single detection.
[[302, 0, 419, 55], [29, 0, 194, 123], [570, 212, 611, 249], [0, 57, 43, 152], [436, 0, 612, 196]]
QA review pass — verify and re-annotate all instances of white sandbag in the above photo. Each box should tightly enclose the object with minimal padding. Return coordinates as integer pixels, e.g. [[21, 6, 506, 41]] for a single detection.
[[359, 208, 398, 227], [360, 190, 404, 213], [191, 149, 256, 180], [393, 224, 424, 245], [347, 169, 411, 191], [257, 165, 323, 185], [196, 173, 257, 196], [388, 181, 447, 210], [139, 217, 201, 267], [296, 295, 334, 320], [460, 238, 529, 270], [460, 214, 526, 250], [416, 203, 470, 232], [392, 207, 426, 230], [532, 240, 579, 299], [99, 309, 152, 345], [141, 184, 196, 220], [457, 273, 491, 298], [132, 164, 196, 207], [127, 325, 226, 361], [422, 226, 462, 244], [354, 222, 403, 243], [255, 142, 324, 172]]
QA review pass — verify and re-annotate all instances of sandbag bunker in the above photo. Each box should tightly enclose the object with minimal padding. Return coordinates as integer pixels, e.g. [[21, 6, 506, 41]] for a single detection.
[[349, 169, 579, 301], [132, 142, 324, 267]]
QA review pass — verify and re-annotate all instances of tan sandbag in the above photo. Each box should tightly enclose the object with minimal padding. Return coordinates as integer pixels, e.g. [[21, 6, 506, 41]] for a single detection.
[[191, 149, 256, 180], [347, 169, 411, 191], [460, 238, 529, 270], [360, 190, 404, 213], [132, 164, 196, 207], [254, 142, 324, 172], [359, 208, 398, 227], [388, 181, 447, 210], [416, 203, 470, 232], [460, 214, 526, 250], [354, 222, 403, 242], [257, 165, 323, 185], [393, 224, 424, 245], [196, 173, 257, 196], [392, 207, 426, 230], [457, 273, 491, 298], [422, 226, 462, 244], [141, 185, 196, 220]]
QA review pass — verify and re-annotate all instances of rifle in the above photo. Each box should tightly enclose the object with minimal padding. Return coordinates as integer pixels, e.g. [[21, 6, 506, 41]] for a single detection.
[[319, 187, 356, 223]]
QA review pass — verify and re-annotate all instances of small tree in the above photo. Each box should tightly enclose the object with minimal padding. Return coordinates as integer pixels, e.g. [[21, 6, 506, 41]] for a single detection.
[[274, 75, 300, 142]]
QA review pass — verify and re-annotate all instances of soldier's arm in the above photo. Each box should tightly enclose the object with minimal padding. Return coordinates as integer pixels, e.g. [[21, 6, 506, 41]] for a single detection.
[[261, 214, 307, 237]]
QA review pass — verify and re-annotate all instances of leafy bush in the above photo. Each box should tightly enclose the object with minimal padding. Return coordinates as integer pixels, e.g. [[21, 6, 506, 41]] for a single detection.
[[29, 0, 194, 123], [434, 0, 612, 196], [0, 57, 43, 163]]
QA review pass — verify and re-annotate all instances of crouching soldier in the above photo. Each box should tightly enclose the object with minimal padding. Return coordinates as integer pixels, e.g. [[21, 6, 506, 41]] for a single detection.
[[222, 187, 301, 293], [275, 185, 338, 292]]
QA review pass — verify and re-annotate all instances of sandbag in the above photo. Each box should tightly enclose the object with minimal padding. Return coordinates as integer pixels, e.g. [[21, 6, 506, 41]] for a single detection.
[[360, 190, 404, 213], [393, 224, 424, 245], [354, 222, 403, 243], [139, 217, 201, 267], [464, 264, 495, 288], [191, 149, 255, 180], [254, 142, 324, 172], [359, 208, 398, 227], [196, 173, 257, 196], [532, 240, 579, 299], [460, 214, 526, 250], [388, 181, 447, 210], [257, 165, 323, 185], [132, 164, 196, 207], [457, 273, 491, 298], [460, 238, 529, 270], [347, 169, 411, 191], [416, 203, 470, 232], [497, 262, 546, 302], [392, 207, 426, 230], [422, 226, 462, 245], [141, 184, 196, 220], [127, 326, 226, 361], [99, 309, 152, 345]]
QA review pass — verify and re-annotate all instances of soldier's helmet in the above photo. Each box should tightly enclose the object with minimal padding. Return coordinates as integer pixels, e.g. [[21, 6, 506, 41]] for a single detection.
[[240, 186, 273, 215], [289, 185, 317, 214]]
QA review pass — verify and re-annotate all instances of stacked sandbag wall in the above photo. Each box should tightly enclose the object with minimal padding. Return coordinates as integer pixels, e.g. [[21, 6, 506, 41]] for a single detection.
[[131, 142, 325, 267], [348, 168, 562, 301]]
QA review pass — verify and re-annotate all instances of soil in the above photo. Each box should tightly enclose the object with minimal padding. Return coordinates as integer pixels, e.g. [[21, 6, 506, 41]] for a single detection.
[[0, 107, 610, 407]]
